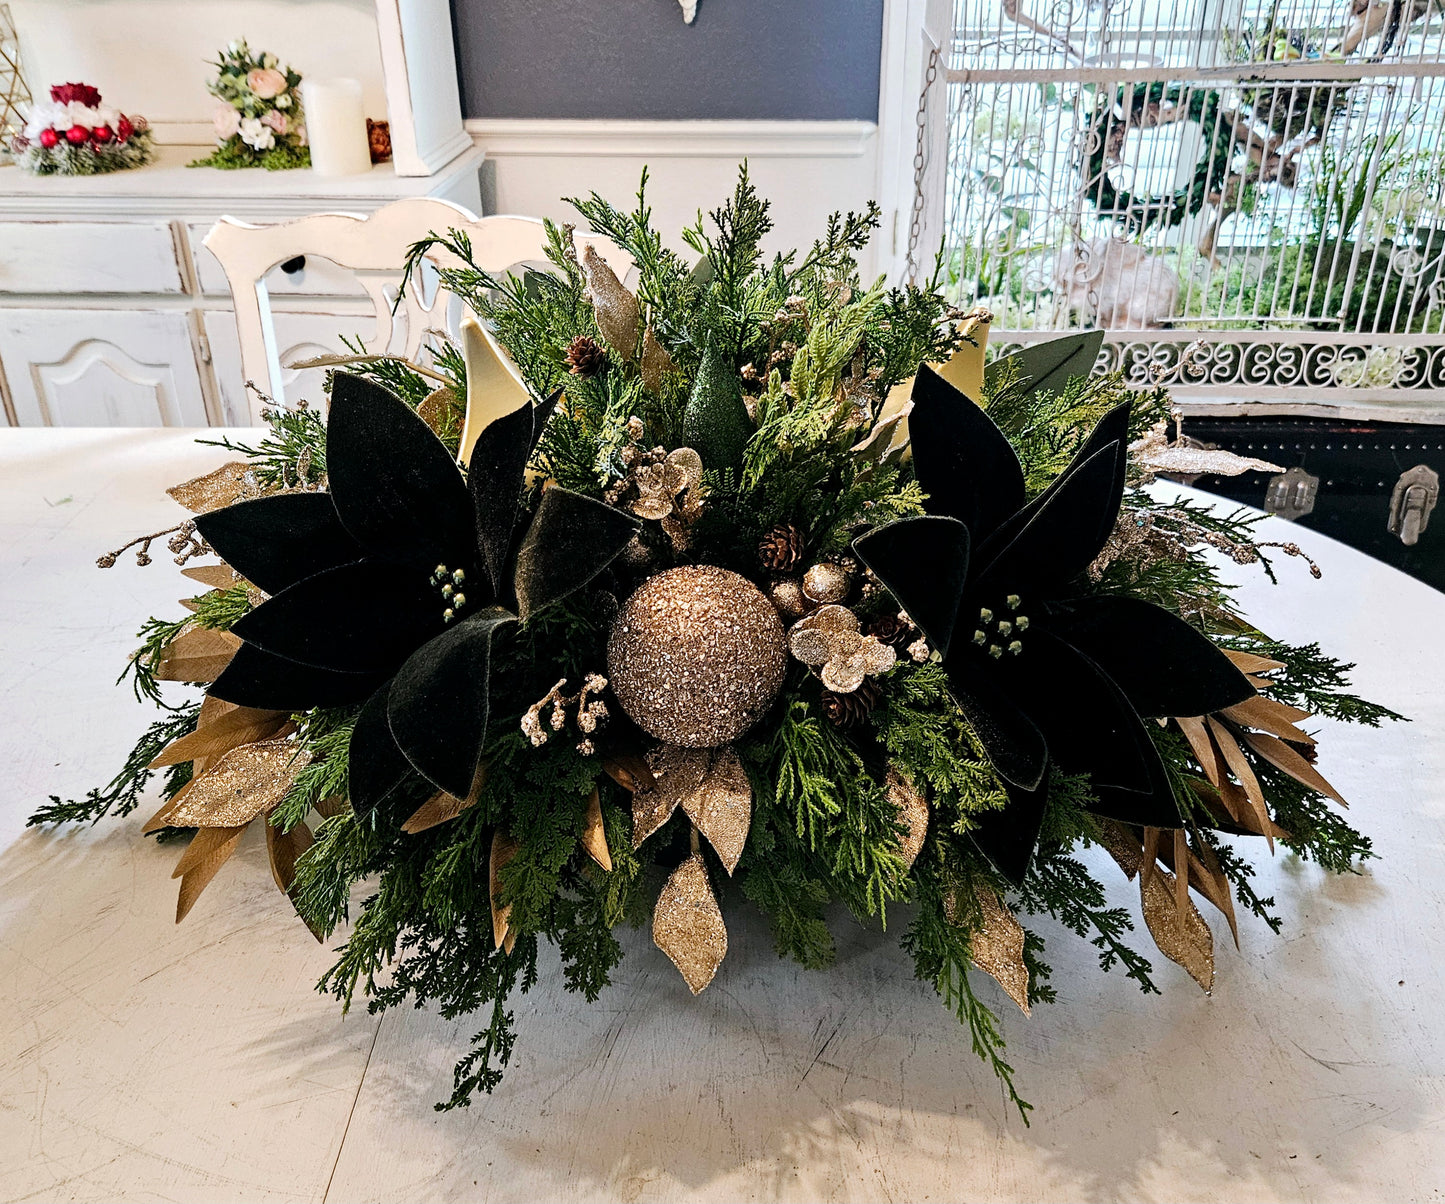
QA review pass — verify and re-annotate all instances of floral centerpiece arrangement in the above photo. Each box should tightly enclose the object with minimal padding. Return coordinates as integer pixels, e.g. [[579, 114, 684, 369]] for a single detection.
[[191, 40, 307, 171], [12, 82, 152, 175], [35, 170, 1398, 1118]]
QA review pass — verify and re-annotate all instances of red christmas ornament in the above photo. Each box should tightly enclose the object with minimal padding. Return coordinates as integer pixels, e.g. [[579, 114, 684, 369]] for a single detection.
[[65, 125, 90, 146], [91, 125, 114, 144], [116, 117, 134, 143], [38, 128, 59, 149]]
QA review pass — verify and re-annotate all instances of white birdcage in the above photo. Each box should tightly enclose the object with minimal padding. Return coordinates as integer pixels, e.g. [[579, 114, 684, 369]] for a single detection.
[[942, 0, 1445, 411]]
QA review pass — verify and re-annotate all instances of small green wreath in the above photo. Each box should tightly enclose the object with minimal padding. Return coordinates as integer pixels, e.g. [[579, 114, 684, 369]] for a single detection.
[[1082, 83, 1234, 232]]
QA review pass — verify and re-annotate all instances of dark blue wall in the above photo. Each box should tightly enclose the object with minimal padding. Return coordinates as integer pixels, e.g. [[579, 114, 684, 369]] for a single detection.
[[451, 0, 884, 121]]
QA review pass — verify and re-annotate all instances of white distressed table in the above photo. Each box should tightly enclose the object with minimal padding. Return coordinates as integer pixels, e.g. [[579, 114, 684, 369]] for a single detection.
[[1, 428, 1442, 1203]]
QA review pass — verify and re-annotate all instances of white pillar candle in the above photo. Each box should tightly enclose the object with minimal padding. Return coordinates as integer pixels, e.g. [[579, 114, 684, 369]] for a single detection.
[[302, 78, 372, 177]]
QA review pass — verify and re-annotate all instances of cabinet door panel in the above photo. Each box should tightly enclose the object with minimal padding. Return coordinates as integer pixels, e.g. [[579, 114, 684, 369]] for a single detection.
[[0, 222, 185, 295], [0, 309, 212, 426], [204, 308, 378, 424]]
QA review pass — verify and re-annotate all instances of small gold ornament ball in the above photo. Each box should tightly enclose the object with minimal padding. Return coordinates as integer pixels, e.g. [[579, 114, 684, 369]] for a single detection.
[[609, 565, 786, 747]]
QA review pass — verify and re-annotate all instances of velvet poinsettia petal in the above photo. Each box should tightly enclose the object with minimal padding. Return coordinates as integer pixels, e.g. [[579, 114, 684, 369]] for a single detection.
[[909, 365, 1025, 542], [1049, 596, 1256, 719], [229, 561, 439, 674], [387, 606, 515, 798], [947, 659, 1048, 791], [972, 442, 1125, 598], [326, 371, 474, 564], [468, 398, 536, 598], [853, 516, 970, 657], [347, 683, 417, 822], [513, 487, 640, 620], [975, 401, 1131, 572], [194, 493, 364, 597], [530, 388, 562, 451], [1001, 630, 1158, 796], [969, 777, 1050, 887], [208, 643, 380, 711]]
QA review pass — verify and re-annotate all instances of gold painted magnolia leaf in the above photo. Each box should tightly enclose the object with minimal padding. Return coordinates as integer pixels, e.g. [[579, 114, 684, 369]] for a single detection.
[[148, 704, 290, 768], [266, 818, 323, 941], [1140, 863, 1214, 991], [164, 739, 308, 829], [173, 825, 247, 922], [633, 745, 708, 847], [182, 563, 242, 591], [1222, 695, 1314, 744], [402, 790, 474, 834], [167, 461, 256, 513], [1240, 729, 1348, 806], [653, 854, 728, 994], [581, 787, 612, 871], [490, 831, 520, 954], [1207, 717, 1273, 850], [153, 626, 241, 684]]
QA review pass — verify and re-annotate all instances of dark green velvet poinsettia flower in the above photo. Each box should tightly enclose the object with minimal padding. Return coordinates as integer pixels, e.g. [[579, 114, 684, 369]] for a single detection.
[[195, 372, 638, 816], [854, 366, 1255, 884]]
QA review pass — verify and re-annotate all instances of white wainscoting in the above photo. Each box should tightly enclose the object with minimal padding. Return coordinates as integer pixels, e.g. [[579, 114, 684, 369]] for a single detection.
[[466, 120, 885, 281]]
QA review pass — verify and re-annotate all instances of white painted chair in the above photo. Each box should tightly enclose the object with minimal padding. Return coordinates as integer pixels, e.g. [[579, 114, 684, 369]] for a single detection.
[[204, 197, 633, 422]]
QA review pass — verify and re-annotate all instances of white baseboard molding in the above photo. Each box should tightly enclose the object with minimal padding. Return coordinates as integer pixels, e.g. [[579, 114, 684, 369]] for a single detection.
[[464, 119, 878, 159]]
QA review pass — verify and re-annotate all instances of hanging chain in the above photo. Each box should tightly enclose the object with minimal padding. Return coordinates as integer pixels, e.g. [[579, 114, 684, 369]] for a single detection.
[[906, 44, 942, 285]]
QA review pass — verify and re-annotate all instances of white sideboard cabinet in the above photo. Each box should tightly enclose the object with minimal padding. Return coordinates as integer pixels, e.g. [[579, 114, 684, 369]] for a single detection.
[[0, 143, 484, 427]]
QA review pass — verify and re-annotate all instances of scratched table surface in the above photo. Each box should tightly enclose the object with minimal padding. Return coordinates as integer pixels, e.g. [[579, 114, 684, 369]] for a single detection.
[[1, 427, 1442, 1203]]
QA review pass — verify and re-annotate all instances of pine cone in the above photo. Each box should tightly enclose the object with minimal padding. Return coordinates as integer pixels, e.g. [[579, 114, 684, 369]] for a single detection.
[[757, 523, 804, 572], [566, 335, 609, 378], [865, 613, 911, 649], [821, 678, 882, 729]]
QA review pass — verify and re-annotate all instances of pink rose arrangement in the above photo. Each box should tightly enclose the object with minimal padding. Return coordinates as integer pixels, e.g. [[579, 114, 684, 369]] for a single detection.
[[13, 82, 153, 176], [193, 39, 309, 170]]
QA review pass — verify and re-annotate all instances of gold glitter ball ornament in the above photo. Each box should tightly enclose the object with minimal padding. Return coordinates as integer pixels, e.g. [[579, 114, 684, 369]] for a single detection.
[[608, 565, 786, 747], [802, 561, 851, 604]]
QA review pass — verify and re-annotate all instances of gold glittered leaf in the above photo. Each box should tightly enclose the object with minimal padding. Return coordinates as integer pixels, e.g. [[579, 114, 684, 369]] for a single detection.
[[633, 745, 708, 847], [680, 747, 751, 875], [164, 740, 308, 829], [167, 461, 256, 513], [653, 853, 728, 994], [581, 787, 612, 871], [582, 244, 640, 360], [886, 768, 928, 871], [640, 325, 675, 394], [970, 883, 1030, 1015], [417, 385, 460, 436], [1140, 862, 1214, 991]]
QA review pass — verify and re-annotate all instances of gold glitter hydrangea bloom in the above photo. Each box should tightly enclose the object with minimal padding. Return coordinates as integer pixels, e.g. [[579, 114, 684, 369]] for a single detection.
[[788, 604, 896, 693]]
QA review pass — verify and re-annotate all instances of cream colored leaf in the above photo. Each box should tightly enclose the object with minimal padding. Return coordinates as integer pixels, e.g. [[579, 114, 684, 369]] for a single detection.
[[581, 787, 613, 871], [458, 315, 530, 467]]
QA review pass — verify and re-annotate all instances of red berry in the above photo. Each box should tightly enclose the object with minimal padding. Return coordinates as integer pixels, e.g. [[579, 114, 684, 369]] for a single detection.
[[38, 127, 59, 149], [65, 125, 89, 145], [116, 117, 134, 143], [91, 125, 113, 144]]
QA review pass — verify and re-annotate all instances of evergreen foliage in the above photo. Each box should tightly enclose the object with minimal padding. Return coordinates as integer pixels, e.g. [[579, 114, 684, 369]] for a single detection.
[[39, 167, 1398, 1121]]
